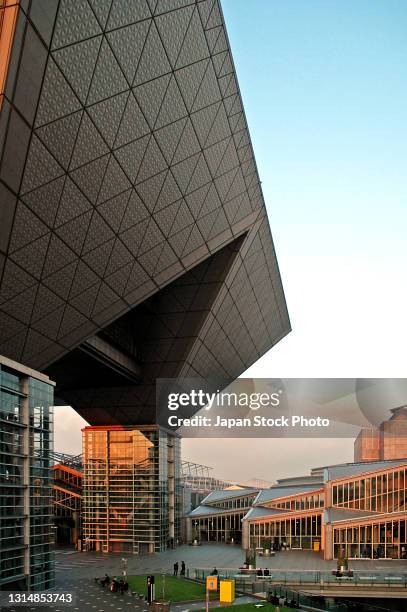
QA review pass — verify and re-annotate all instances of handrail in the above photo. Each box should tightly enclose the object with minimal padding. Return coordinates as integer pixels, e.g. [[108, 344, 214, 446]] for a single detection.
[[193, 566, 407, 588], [193, 566, 407, 573]]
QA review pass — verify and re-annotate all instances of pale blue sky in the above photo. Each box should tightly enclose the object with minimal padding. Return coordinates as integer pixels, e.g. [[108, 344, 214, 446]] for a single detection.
[[56, 1, 407, 482], [188, 0, 407, 481], [223, 0, 407, 228], [219, 0, 407, 379]]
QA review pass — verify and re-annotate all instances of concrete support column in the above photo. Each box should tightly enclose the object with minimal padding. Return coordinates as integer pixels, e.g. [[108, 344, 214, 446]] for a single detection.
[[325, 484, 332, 507], [72, 511, 78, 546], [324, 523, 333, 560], [21, 377, 30, 586], [242, 520, 249, 550], [185, 518, 193, 543], [168, 439, 175, 542]]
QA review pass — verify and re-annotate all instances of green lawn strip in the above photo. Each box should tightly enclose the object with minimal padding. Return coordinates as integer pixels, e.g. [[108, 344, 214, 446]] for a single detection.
[[122, 574, 217, 602]]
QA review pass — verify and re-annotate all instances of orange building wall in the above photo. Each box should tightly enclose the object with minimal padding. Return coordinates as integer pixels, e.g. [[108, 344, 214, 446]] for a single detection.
[[354, 428, 381, 462], [381, 420, 407, 460], [355, 412, 407, 463]]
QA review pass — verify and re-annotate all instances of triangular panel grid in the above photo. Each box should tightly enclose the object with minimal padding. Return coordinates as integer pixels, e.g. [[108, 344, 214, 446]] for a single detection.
[[0, 0, 289, 383]]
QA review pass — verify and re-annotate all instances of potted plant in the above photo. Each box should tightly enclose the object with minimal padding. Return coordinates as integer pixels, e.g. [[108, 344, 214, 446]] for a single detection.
[[336, 550, 345, 575], [245, 546, 256, 569], [343, 554, 352, 576], [229, 530, 237, 545], [262, 540, 272, 556]]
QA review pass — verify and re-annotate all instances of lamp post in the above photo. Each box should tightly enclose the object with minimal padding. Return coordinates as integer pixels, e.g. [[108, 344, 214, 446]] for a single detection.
[[161, 572, 166, 601], [121, 557, 128, 582]]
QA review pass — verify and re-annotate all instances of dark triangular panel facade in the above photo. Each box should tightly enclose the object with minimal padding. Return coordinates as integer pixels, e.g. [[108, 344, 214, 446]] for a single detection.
[[0, 0, 290, 425]]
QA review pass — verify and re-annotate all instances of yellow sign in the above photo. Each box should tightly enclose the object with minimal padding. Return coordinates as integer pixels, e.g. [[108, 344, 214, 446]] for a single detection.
[[220, 579, 235, 603], [313, 541, 320, 552], [206, 576, 218, 591]]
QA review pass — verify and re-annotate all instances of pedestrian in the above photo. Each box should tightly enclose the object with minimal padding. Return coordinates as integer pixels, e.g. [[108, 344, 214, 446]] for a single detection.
[[101, 573, 110, 588], [180, 561, 185, 576], [173, 561, 179, 576]]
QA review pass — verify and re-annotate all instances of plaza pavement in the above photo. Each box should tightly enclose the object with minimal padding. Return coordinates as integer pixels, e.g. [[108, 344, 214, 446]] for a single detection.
[[2, 546, 257, 612], [53, 544, 407, 581], [51, 544, 407, 611], [3, 544, 407, 612]]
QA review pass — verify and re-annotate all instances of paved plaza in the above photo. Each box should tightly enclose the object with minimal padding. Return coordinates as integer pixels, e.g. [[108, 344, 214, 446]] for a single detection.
[[3, 544, 407, 611], [2, 546, 255, 612], [51, 544, 407, 612], [53, 544, 407, 581]]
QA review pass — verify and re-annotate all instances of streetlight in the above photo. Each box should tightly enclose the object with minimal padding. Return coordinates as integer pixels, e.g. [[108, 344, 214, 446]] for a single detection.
[[121, 557, 128, 582], [161, 572, 166, 601], [193, 520, 199, 545]]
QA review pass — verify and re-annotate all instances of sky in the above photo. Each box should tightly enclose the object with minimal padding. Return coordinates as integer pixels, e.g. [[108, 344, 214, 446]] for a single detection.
[[54, 1, 407, 483]]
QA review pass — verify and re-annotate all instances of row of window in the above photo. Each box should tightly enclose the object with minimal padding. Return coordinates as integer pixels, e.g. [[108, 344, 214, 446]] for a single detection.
[[270, 493, 324, 512], [334, 520, 407, 545], [332, 469, 407, 512], [333, 519, 407, 559], [249, 515, 322, 550], [212, 495, 255, 509], [250, 514, 322, 538], [191, 512, 246, 542]]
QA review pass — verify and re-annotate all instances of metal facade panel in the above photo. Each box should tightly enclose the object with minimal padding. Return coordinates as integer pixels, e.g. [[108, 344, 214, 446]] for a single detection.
[[0, 1, 290, 405]]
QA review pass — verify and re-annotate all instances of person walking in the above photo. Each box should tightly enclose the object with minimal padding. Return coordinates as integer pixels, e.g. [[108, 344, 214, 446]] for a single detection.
[[101, 573, 110, 588], [173, 561, 179, 576], [180, 561, 186, 576]]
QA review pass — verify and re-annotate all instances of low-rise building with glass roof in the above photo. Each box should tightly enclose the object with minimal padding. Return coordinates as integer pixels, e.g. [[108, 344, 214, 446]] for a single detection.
[[185, 459, 407, 560]]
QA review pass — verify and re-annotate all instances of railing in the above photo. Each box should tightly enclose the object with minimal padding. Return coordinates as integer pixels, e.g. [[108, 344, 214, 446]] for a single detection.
[[267, 585, 395, 612], [194, 567, 407, 589]]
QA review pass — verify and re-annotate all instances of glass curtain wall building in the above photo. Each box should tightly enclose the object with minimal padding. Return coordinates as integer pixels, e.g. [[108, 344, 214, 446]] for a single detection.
[[82, 425, 181, 553], [0, 354, 54, 591], [187, 459, 407, 560], [181, 460, 230, 514], [248, 461, 407, 560], [332, 466, 407, 512], [248, 513, 323, 551], [186, 488, 258, 544], [333, 514, 407, 560], [190, 509, 249, 544], [53, 462, 83, 547]]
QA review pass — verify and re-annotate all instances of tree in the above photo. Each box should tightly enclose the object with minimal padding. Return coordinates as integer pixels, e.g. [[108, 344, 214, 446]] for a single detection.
[[245, 546, 256, 568], [337, 549, 345, 571]]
